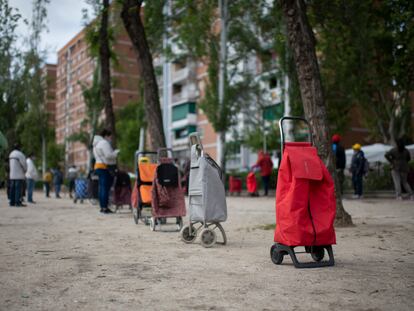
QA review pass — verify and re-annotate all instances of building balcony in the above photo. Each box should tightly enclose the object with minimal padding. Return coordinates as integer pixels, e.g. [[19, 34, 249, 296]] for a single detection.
[[171, 67, 189, 84], [171, 113, 197, 130], [172, 86, 198, 104]]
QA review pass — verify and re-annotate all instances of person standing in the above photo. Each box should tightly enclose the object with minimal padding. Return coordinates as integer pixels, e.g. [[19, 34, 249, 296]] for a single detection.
[[67, 165, 78, 198], [93, 129, 119, 214], [385, 139, 413, 200], [252, 150, 274, 196], [25, 153, 38, 204], [8, 143, 27, 207], [350, 144, 366, 199], [43, 168, 52, 198], [332, 134, 346, 194], [53, 166, 63, 198]]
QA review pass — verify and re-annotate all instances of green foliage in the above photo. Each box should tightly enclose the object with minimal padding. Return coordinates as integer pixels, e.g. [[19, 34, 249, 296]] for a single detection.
[[242, 124, 280, 152], [16, 0, 49, 154], [308, 0, 414, 143], [143, 0, 165, 54], [82, 0, 119, 67], [115, 100, 145, 170], [0, 0, 25, 146], [47, 140, 65, 169], [68, 68, 104, 149]]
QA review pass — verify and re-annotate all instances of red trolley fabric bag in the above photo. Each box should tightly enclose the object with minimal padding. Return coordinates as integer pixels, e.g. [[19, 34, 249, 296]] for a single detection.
[[246, 172, 258, 194], [274, 142, 336, 246]]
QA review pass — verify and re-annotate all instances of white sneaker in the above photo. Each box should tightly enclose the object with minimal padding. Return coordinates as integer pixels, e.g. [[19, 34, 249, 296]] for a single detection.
[[396, 196, 403, 201]]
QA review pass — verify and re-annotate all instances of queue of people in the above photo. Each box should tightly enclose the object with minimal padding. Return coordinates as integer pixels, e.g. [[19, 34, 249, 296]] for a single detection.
[[5, 130, 413, 207], [6, 142, 68, 206]]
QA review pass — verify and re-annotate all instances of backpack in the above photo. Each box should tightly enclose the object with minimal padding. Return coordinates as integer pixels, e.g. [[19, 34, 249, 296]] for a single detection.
[[156, 163, 179, 187]]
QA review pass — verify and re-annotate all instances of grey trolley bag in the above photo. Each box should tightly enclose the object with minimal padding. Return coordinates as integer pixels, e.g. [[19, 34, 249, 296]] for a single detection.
[[180, 133, 227, 247]]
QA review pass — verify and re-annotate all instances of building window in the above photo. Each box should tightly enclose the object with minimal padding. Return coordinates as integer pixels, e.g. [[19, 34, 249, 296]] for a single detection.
[[172, 102, 196, 122], [269, 77, 278, 89], [172, 84, 182, 95]]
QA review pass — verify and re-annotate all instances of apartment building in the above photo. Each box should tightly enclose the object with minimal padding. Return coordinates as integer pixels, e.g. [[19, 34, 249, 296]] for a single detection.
[[158, 51, 284, 170], [55, 26, 140, 170], [42, 64, 57, 127]]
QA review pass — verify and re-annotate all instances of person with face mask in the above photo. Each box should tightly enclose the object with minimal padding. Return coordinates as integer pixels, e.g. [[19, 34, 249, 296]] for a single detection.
[[92, 129, 119, 214], [385, 139, 413, 200]]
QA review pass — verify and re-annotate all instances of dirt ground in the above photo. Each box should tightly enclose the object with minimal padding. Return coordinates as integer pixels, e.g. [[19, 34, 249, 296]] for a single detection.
[[0, 190, 413, 311]]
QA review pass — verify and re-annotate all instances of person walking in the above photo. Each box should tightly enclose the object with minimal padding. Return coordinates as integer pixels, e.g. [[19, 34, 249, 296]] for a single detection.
[[385, 139, 413, 200], [25, 153, 38, 204], [350, 143, 366, 199], [67, 165, 78, 198], [93, 129, 119, 214], [43, 169, 52, 198], [332, 134, 346, 194], [52, 166, 63, 198], [8, 143, 27, 207], [252, 150, 274, 196]]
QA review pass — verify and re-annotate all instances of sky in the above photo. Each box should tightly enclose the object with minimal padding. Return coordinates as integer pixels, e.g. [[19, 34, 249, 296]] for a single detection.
[[11, 0, 89, 64]]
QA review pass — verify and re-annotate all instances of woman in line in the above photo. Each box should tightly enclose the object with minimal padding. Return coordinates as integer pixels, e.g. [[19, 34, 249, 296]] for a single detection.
[[92, 129, 119, 214]]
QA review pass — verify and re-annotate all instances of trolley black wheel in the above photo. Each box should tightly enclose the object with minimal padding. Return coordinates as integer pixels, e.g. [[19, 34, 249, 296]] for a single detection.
[[149, 217, 156, 231], [200, 228, 217, 248], [270, 244, 284, 265], [311, 246, 325, 262], [133, 208, 140, 225], [176, 217, 183, 231], [214, 223, 227, 245], [180, 225, 197, 243]]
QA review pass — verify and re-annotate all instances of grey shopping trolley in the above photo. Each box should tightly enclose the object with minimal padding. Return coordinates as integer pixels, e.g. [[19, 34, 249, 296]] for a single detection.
[[180, 133, 227, 247]]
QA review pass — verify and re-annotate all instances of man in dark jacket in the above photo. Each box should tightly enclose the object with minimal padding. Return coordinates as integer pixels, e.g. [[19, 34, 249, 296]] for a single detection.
[[332, 134, 346, 194], [350, 143, 366, 199], [385, 139, 413, 200]]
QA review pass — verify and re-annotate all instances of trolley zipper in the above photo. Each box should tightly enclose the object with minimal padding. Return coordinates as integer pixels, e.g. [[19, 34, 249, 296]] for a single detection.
[[307, 194, 317, 245]]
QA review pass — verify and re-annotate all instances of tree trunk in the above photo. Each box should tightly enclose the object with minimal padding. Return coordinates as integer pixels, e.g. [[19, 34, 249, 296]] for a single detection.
[[120, 0, 166, 150], [99, 0, 116, 147], [280, 0, 352, 226]]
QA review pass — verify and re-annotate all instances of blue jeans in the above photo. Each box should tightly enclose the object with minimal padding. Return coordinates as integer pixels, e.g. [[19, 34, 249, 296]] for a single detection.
[[352, 174, 363, 196], [54, 183, 61, 197], [27, 178, 35, 202], [9, 179, 23, 206], [95, 169, 113, 209]]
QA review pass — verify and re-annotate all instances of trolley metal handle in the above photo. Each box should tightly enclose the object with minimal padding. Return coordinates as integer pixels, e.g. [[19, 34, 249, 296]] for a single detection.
[[189, 132, 204, 157], [189, 132, 203, 148], [279, 116, 313, 151]]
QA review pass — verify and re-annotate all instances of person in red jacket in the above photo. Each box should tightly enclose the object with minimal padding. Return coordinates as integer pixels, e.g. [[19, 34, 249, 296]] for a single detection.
[[252, 150, 274, 196]]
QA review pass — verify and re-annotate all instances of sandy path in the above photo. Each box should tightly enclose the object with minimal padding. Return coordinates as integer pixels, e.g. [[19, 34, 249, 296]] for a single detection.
[[0, 191, 413, 311]]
